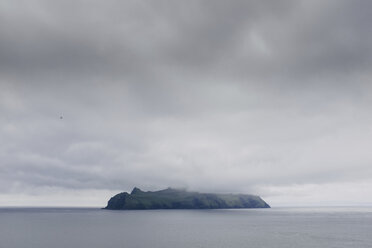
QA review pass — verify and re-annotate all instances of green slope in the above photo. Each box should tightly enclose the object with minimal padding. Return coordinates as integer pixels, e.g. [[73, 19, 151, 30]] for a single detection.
[[104, 187, 270, 210]]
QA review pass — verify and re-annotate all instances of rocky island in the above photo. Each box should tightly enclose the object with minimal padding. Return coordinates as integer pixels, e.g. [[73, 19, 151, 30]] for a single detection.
[[104, 187, 270, 210]]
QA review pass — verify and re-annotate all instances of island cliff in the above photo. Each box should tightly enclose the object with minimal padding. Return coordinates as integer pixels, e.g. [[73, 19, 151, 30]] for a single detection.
[[104, 187, 270, 210]]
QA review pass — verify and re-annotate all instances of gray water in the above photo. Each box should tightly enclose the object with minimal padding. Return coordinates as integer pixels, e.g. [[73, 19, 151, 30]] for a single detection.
[[0, 207, 371, 248]]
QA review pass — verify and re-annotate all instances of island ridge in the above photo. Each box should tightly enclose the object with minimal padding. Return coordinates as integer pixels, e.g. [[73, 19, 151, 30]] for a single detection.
[[104, 187, 270, 210]]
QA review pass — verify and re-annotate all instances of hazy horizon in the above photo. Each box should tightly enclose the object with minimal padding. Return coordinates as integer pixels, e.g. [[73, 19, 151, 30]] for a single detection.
[[1, 0, 372, 207]]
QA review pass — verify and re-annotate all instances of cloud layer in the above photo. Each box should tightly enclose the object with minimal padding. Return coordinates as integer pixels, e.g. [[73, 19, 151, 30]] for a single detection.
[[1, 0, 372, 206]]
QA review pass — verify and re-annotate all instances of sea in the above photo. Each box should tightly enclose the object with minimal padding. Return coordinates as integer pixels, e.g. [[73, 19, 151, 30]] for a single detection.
[[0, 207, 371, 248]]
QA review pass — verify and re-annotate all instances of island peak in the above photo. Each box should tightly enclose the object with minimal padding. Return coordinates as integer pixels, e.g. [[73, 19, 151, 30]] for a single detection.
[[131, 187, 143, 194]]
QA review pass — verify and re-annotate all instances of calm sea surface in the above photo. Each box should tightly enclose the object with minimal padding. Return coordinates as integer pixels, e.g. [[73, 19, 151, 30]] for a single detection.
[[0, 207, 371, 248]]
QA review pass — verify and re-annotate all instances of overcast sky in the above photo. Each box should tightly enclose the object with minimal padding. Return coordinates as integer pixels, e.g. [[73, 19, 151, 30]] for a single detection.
[[1, 0, 372, 207]]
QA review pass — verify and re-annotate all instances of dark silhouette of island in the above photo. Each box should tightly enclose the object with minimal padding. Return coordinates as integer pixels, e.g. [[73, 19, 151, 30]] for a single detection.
[[104, 187, 270, 210]]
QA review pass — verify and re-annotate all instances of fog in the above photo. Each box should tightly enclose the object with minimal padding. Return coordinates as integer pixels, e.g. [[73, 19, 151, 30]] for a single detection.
[[1, 0, 372, 206]]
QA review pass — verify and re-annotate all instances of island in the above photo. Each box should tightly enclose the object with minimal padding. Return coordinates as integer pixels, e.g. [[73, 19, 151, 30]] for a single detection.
[[104, 187, 270, 210]]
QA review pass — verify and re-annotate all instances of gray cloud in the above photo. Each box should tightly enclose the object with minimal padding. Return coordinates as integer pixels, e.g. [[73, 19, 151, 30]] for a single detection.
[[1, 0, 372, 206]]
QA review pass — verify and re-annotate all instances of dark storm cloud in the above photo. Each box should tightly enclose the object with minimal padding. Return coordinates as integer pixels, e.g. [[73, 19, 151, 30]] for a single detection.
[[1, 0, 372, 206], [0, 0, 295, 80], [1, 0, 371, 81]]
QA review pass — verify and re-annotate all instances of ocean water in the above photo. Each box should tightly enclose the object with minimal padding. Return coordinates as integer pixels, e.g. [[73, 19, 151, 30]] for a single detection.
[[0, 207, 371, 248]]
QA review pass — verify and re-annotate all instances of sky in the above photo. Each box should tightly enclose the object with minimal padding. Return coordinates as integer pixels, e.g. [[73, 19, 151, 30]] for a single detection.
[[1, 0, 372, 207]]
